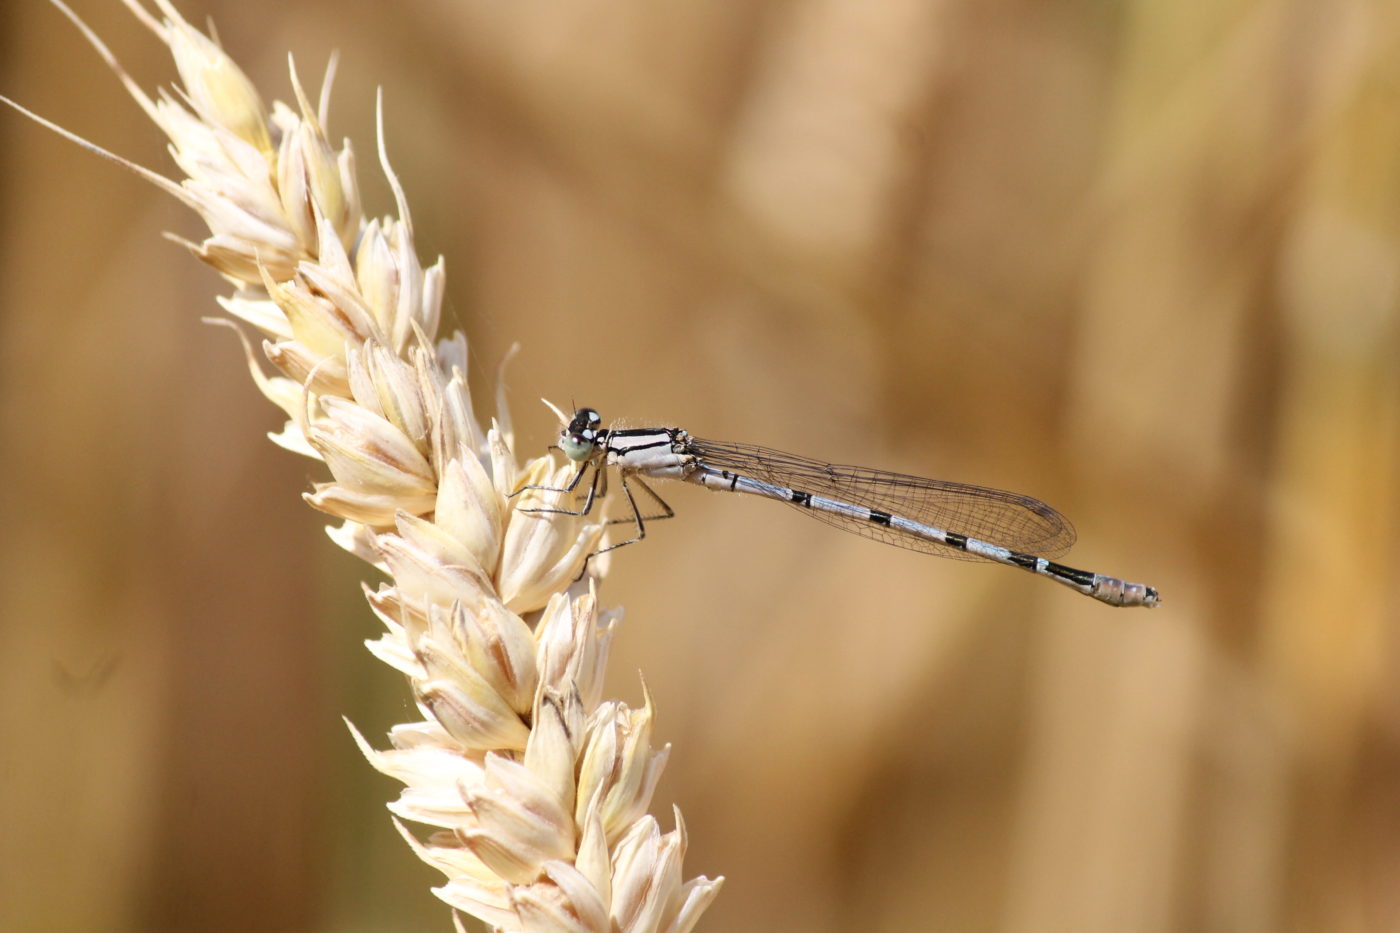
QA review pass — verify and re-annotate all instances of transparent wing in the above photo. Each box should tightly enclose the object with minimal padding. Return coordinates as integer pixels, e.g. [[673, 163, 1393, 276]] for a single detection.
[[688, 437, 1076, 561]]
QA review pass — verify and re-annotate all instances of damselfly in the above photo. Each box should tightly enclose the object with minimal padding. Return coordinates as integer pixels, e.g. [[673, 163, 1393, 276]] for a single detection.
[[519, 408, 1160, 608]]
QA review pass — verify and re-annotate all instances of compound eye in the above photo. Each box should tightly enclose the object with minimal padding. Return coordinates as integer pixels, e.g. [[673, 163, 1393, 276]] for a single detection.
[[561, 409, 604, 461], [568, 408, 600, 433], [560, 433, 595, 462]]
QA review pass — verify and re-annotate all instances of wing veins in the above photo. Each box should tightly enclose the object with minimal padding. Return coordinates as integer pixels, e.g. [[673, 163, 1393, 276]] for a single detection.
[[689, 437, 1076, 560]]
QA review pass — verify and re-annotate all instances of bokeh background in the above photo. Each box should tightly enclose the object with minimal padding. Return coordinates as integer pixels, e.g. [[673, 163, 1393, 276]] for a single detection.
[[3, 0, 1398, 931]]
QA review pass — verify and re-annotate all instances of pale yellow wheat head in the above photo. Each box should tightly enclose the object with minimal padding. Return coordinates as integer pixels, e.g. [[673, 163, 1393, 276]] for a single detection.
[[3, 1, 722, 929]]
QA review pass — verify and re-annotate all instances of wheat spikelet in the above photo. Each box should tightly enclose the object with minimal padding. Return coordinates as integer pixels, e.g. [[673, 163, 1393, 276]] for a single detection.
[[3, 1, 722, 929]]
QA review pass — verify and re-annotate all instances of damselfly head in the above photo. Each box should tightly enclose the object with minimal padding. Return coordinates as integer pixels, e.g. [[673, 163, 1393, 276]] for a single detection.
[[560, 408, 603, 462]]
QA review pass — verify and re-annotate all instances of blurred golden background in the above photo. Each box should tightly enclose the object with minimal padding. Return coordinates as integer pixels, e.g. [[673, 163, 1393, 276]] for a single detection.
[[2, 0, 1398, 930]]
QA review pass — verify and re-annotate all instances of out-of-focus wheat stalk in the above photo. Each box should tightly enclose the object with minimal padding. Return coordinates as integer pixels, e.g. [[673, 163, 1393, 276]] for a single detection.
[[2, 1, 721, 930]]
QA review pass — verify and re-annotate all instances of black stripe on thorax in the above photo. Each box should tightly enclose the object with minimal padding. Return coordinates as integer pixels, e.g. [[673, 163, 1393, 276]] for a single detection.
[[604, 427, 677, 454], [609, 427, 674, 437], [607, 437, 671, 452]]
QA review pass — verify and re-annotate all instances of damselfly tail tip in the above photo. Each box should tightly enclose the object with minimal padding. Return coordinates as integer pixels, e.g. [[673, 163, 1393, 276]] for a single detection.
[[1125, 583, 1162, 608], [1091, 575, 1161, 608]]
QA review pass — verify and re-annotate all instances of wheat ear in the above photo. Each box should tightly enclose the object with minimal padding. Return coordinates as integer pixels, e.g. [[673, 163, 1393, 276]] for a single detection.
[[3, 1, 723, 929]]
